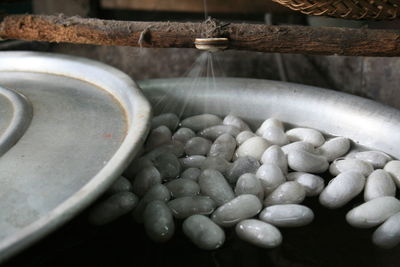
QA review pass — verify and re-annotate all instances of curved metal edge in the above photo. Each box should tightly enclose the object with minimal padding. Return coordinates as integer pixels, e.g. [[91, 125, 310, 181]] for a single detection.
[[0, 86, 33, 157], [139, 77, 400, 159], [0, 51, 152, 262]]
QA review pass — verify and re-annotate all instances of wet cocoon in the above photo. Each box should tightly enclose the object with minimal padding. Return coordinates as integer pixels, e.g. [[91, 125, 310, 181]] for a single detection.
[[353, 151, 392, 169], [364, 169, 396, 201], [132, 166, 161, 197], [199, 125, 240, 140], [235, 136, 270, 161], [168, 196, 216, 219], [165, 178, 200, 198], [223, 114, 251, 132], [286, 127, 325, 147], [261, 145, 288, 174], [286, 172, 325, 197], [132, 184, 171, 223], [183, 215, 225, 250], [181, 114, 222, 131], [318, 137, 350, 162], [235, 219, 282, 248], [235, 173, 264, 200], [256, 163, 286, 195], [208, 133, 236, 161], [372, 212, 400, 248], [319, 171, 365, 209], [346, 196, 400, 228], [384, 160, 400, 188], [151, 113, 179, 131], [329, 158, 373, 177], [287, 150, 329, 173], [263, 181, 306, 206], [236, 131, 256, 145], [143, 200, 175, 242], [211, 194, 262, 227], [198, 169, 235, 206], [259, 204, 314, 227], [88, 192, 138, 226]]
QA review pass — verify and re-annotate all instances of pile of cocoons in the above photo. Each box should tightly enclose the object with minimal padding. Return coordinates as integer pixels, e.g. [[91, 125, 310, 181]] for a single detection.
[[87, 113, 400, 250]]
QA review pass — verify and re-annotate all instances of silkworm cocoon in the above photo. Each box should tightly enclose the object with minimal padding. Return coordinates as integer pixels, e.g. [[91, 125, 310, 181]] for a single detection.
[[211, 194, 262, 227], [199, 125, 240, 140], [235, 173, 264, 200], [281, 141, 318, 155], [319, 171, 365, 209], [256, 164, 286, 195], [352, 151, 392, 169], [172, 127, 196, 144], [286, 172, 325, 197], [286, 127, 325, 147], [200, 156, 231, 174], [318, 137, 350, 162], [145, 125, 172, 151], [256, 118, 284, 135], [263, 181, 306, 207], [329, 158, 373, 177], [152, 152, 181, 180], [181, 167, 201, 181], [384, 160, 400, 188], [183, 215, 225, 250], [364, 169, 396, 201], [181, 114, 222, 132], [198, 169, 235, 206], [226, 156, 260, 184], [235, 219, 282, 248], [261, 126, 289, 146], [88, 192, 138, 226], [236, 131, 256, 145], [372, 212, 400, 249], [287, 150, 329, 173], [168, 196, 216, 219], [165, 179, 200, 198], [106, 176, 132, 195], [180, 155, 206, 169], [151, 113, 179, 131], [184, 137, 212, 156], [223, 114, 251, 131], [143, 200, 175, 242], [259, 204, 314, 227], [346, 196, 400, 228], [132, 184, 171, 223], [235, 136, 270, 161], [261, 145, 288, 174], [132, 166, 161, 197], [208, 133, 236, 161]]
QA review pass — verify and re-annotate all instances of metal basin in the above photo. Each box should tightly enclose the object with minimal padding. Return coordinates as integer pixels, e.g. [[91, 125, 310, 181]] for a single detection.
[[0, 52, 151, 261], [139, 77, 400, 159]]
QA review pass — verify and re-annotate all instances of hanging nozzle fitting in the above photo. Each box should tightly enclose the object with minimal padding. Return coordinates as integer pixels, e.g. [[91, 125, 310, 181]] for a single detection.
[[194, 38, 229, 52]]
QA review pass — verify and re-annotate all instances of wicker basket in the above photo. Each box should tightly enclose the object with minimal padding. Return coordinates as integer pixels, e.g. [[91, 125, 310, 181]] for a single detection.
[[273, 0, 400, 20]]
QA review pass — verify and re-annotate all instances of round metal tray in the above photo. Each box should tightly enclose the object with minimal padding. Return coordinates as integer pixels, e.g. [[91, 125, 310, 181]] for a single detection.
[[0, 51, 151, 261], [139, 78, 400, 159]]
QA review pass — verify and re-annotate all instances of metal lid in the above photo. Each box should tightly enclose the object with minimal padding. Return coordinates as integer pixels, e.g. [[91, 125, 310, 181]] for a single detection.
[[0, 51, 151, 261]]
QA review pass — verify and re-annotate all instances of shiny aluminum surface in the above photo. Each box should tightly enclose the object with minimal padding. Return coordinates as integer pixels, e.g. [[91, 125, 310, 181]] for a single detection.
[[139, 78, 400, 159], [0, 52, 151, 261]]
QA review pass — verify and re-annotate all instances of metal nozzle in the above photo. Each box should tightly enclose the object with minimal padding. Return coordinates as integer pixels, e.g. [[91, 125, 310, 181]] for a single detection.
[[194, 38, 229, 52]]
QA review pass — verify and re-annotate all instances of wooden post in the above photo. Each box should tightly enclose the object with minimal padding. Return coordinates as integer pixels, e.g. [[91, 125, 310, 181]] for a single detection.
[[1, 14, 400, 56]]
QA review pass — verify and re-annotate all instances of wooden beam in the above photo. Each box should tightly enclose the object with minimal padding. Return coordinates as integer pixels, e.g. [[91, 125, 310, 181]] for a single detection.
[[1, 14, 400, 56], [100, 0, 290, 14]]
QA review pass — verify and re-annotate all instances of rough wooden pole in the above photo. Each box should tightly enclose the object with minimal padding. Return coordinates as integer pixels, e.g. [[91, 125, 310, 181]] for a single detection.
[[1, 14, 400, 56]]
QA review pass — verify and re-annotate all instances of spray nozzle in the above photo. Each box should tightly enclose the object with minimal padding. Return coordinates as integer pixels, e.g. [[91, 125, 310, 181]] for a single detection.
[[194, 38, 229, 52]]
